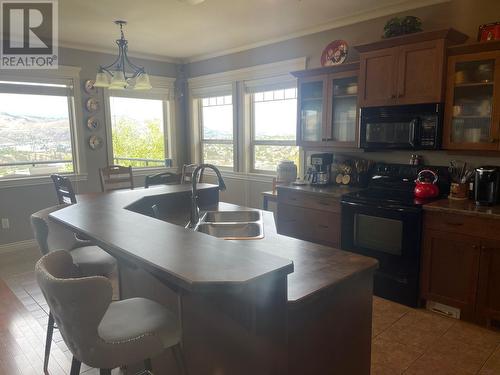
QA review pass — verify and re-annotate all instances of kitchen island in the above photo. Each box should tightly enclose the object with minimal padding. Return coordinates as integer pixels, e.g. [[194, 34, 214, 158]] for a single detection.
[[50, 184, 378, 375]]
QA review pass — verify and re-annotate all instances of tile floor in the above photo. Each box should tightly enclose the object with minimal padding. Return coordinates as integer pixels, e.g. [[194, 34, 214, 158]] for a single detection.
[[1, 246, 500, 374]]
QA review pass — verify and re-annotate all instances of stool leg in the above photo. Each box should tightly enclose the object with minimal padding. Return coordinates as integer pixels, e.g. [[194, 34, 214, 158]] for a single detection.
[[70, 357, 81, 375], [44, 312, 55, 372], [172, 343, 188, 375], [99, 369, 111, 375], [144, 358, 152, 371]]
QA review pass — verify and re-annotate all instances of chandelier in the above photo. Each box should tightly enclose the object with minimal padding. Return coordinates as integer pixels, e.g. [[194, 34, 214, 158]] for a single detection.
[[93, 20, 152, 90]]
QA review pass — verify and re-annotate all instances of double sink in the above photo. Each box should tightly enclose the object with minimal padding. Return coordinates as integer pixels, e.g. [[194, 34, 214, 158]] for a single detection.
[[195, 210, 264, 240]]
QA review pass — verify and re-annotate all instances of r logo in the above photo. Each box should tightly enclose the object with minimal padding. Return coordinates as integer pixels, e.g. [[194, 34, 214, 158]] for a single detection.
[[0, 0, 58, 68]]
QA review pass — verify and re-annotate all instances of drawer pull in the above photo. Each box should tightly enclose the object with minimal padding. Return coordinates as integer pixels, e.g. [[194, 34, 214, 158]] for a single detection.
[[317, 224, 329, 229], [445, 221, 463, 226]]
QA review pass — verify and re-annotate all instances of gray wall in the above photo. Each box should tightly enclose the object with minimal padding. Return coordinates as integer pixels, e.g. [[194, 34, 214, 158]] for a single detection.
[[0, 47, 180, 245]]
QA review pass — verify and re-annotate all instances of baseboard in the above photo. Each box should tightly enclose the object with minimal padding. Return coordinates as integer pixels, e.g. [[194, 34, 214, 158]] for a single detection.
[[0, 239, 37, 255]]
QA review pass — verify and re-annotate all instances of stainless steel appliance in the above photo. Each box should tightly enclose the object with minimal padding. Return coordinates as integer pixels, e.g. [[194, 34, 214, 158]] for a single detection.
[[360, 103, 443, 150], [341, 163, 449, 307], [307, 153, 333, 185], [475, 166, 500, 206]]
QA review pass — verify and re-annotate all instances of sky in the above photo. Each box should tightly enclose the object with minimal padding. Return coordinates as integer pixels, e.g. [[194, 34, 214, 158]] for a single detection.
[[0, 93, 69, 119]]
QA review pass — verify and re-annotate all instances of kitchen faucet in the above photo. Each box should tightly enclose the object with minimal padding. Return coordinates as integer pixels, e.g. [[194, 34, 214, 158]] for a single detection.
[[188, 164, 227, 228]]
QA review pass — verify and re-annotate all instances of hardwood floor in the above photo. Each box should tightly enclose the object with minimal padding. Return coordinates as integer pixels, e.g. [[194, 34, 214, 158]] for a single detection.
[[1, 246, 500, 374]]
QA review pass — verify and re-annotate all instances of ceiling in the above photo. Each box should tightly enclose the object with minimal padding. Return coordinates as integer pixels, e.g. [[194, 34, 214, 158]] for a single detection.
[[59, 0, 446, 63]]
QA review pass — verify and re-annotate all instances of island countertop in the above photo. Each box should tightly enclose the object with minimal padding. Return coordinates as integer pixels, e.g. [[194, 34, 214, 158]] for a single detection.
[[50, 184, 377, 304]]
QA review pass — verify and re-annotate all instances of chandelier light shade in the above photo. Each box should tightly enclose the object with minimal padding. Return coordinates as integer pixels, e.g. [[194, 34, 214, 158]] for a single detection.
[[94, 20, 152, 90]]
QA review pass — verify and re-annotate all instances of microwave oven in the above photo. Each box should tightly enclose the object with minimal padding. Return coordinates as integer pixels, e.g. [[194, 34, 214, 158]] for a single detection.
[[360, 103, 443, 150]]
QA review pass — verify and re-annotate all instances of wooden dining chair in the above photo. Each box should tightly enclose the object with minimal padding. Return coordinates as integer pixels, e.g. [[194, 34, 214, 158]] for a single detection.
[[51, 174, 77, 204], [181, 164, 204, 184], [99, 165, 134, 192], [145, 172, 180, 188]]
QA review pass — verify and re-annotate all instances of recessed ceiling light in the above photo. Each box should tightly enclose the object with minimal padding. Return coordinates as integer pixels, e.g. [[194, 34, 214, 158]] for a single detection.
[[178, 0, 206, 5]]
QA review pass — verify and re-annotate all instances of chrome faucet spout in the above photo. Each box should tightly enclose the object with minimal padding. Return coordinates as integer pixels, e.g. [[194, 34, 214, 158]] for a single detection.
[[188, 164, 226, 229]]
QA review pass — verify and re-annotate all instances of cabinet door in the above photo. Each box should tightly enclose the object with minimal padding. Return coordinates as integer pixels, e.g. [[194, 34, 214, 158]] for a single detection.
[[397, 40, 445, 105], [325, 71, 359, 148], [420, 230, 481, 320], [297, 75, 329, 146], [476, 240, 500, 325], [277, 203, 340, 247], [443, 52, 500, 150], [358, 47, 398, 107]]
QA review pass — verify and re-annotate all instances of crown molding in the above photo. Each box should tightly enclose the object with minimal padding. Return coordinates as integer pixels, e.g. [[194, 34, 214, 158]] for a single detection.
[[184, 0, 450, 63], [59, 41, 183, 64]]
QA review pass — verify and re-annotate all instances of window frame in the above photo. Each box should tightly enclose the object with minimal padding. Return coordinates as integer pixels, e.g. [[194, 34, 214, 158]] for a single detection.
[[0, 66, 85, 186], [103, 75, 177, 172], [248, 86, 298, 174]]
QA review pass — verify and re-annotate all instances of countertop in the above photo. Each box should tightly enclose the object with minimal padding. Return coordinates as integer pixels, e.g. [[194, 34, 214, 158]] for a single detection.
[[276, 184, 362, 199], [424, 198, 500, 220], [50, 184, 377, 304]]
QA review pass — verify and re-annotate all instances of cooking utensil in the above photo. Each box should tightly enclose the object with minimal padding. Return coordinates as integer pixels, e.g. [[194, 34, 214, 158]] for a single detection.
[[414, 170, 440, 199]]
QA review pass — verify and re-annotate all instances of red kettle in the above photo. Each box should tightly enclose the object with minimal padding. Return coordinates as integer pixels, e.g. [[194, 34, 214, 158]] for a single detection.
[[414, 169, 439, 199]]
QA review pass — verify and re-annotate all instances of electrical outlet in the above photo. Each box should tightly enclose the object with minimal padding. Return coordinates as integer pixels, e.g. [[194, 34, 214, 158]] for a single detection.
[[1, 218, 10, 229]]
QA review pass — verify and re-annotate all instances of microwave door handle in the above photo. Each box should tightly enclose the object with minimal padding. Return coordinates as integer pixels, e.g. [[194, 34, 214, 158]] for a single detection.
[[409, 119, 418, 148]]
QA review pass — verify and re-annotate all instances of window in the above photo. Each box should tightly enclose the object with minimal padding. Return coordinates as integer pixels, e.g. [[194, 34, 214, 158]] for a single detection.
[[250, 88, 299, 172], [0, 80, 77, 179], [109, 96, 169, 168], [199, 95, 234, 168]]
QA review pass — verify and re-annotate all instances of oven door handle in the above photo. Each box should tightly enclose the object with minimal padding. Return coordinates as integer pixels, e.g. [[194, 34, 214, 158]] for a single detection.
[[341, 200, 421, 214]]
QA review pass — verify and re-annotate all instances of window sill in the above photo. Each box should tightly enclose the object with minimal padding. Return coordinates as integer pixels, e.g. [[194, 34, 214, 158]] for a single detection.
[[0, 173, 88, 189], [203, 170, 276, 183]]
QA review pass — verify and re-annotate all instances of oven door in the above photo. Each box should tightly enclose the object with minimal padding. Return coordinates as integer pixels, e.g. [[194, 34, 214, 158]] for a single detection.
[[341, 200, 422, 306]]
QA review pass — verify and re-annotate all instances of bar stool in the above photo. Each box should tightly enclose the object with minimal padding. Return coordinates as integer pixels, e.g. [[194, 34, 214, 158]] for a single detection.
[[35, 250, 187, 375], [99, 165, 134, 192], [31, 205, 117, 373], [51, 174, 77, 204], [181, 164, 204, 184]]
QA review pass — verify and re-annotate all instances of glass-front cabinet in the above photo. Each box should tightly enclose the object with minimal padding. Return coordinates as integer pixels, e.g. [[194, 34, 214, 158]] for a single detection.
[[294, 63, 359, 148], [443, 46, 500, 150]]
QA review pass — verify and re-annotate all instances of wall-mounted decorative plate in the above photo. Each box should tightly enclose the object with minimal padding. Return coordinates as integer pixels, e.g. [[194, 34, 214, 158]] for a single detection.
[[84, 79, 97, 94], [320, 40, 348, 66], [85, 97, 100, 113], [86, 116, 100, 131], [88, 135, 103, 150]]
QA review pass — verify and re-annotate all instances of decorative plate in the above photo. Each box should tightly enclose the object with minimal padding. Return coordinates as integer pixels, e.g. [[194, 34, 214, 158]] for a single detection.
[[86, 116, 100, 131], [320, 40, 348, 67], [85, 97, 100, 113], [88, 135, 103, 150], [84, 79, 97, 94]]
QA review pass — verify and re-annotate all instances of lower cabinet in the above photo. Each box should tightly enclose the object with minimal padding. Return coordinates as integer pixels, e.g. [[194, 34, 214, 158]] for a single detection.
[[421, 211, 500, 327], [277, 189, 341, 248]]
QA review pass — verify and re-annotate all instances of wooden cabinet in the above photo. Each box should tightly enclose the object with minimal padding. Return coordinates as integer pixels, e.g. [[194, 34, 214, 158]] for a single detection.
[[421, 229, 480, 320], [442, 41, 500, 151], [292, 63, 359, 148], [421, 210, 500, 326], [356, 29, 467, 107], [276, 188, 341, 248]]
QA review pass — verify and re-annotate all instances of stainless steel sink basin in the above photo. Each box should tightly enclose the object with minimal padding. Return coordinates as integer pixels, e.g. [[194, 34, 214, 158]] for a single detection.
[[201, 210, 261, 223], [196, 222, 264, 240]]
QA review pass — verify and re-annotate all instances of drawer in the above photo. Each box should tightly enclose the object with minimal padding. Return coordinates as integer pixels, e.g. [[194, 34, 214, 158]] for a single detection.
[[277, 189, 340, 213], [424, 211, 500, 241], [277, 203, 340, 247]]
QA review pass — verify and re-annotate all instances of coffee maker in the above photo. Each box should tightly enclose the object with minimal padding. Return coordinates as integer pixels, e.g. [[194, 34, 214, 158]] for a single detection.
[[475, 166, 500, 206], [306, 153, 333, 185]]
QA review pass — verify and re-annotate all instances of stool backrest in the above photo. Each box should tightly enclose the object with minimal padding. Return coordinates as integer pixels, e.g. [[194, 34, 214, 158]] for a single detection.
[[99, 165, 134, 192], [145, 172, 180, 188], [35, 251, 112, 365], [51, 174, 77, 204], [31, 205, 78, 255]]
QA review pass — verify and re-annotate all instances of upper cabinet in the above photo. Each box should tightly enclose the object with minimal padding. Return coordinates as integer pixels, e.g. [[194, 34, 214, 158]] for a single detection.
[[293, 63, 359, 148], [356, 29, 468, 108], [443, 41, 500, 151]]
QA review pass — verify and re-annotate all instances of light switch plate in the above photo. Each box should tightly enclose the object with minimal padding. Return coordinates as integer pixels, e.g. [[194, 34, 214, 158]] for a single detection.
[[1, 218, 10, 229]]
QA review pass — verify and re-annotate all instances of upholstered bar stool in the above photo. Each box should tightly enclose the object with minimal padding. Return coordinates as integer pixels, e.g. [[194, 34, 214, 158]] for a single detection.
[[35, 251, 186, 375], [31, 205, 117, 372]]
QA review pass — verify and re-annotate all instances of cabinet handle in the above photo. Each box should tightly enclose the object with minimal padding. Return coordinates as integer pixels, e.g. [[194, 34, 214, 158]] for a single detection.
[[490, 138, 499, 143], [390, 94, 396, 99], [472, 244, 479, 249], [317, 224, 329, 229], [318, 201, 331, 206]]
